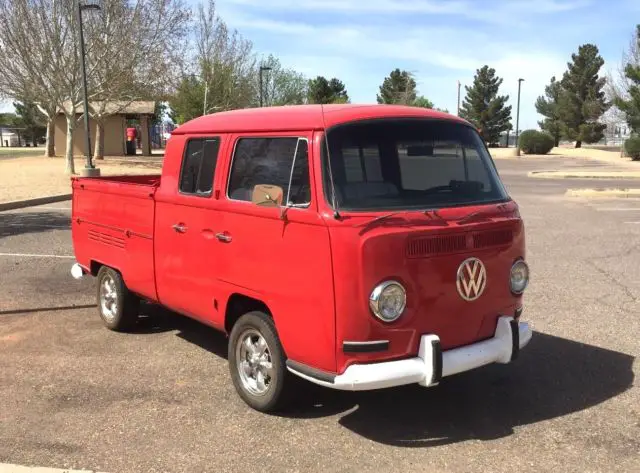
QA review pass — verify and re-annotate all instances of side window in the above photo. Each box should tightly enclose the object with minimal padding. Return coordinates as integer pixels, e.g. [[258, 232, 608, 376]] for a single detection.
[[287, 140, 311, 205], [228, 137, 310, 206], [179, 138, 220, 195]]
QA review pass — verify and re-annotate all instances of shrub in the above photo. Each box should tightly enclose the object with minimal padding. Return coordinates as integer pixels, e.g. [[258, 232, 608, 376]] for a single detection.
[[518, 130, 555, 155], [624, 136, 640, 161]]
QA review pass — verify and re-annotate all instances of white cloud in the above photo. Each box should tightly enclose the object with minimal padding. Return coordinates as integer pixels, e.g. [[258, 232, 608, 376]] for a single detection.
[[216, 1, 582, 130], [221, 0, 590, 25]]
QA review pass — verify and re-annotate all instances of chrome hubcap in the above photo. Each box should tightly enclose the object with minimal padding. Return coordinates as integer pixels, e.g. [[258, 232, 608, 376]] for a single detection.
[[236, 329, 274, 396], [99, 274, 118, 322]]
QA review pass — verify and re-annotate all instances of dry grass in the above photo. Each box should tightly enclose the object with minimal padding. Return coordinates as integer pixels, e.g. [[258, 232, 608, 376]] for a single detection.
[[0, 155, 161, 204], [0, 147, 43, 158]]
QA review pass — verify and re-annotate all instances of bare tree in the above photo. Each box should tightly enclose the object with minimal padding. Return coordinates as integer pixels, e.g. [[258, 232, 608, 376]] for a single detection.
[[260, 54, 307, 106], [84, 0, 190, 159], [0, 0, 71, 158], [0, 0, 87, 173], [607, 25, 640, 105], [0, 0, 191, 171], [196, 0, 257, 112]]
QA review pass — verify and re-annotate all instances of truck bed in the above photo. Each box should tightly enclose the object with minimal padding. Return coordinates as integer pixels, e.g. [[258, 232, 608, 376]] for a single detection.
[[71, 174, 161, 302]]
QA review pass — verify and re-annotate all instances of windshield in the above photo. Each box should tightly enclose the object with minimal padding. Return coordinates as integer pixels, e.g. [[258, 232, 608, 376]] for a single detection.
[[321, 119, 509, 211]]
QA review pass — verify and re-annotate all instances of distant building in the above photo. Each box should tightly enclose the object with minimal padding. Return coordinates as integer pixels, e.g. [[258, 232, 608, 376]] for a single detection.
[[600, 107, 632, 146], [0, 127, 23, 147], [54, 100, 156, 156]]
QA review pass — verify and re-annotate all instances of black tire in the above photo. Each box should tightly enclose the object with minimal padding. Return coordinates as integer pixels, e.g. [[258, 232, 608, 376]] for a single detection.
[[96, 266, 140, 332], [228, 311, 291, 412]]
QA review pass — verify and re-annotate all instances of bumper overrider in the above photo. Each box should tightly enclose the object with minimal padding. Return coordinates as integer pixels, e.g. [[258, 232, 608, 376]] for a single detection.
[[286, 316, 532, 390]]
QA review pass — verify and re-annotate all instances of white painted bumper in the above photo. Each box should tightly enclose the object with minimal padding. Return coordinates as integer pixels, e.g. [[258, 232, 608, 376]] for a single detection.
[[287, 316, 532, 391]]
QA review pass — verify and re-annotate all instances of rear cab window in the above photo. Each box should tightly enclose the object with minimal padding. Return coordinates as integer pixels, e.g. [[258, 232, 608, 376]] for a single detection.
[[321, 119, 508, 211], [179, 137, 221, 197], [227, 136, 311, 207]]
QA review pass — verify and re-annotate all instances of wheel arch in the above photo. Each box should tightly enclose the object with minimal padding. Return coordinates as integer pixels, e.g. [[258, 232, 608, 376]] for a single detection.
[[224, 293, 272, 335]]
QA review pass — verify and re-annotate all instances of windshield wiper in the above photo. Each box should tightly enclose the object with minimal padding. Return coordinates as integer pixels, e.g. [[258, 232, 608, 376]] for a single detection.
[[361, 208, 449, 228], [454, 202, 511, 225], [359, 202, 511, 229]]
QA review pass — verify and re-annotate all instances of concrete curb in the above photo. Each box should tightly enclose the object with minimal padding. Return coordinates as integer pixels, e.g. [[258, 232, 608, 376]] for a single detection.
[[0, 194, 72, 212], [530, 170, 640, 179], [565, 188, 640, 198]]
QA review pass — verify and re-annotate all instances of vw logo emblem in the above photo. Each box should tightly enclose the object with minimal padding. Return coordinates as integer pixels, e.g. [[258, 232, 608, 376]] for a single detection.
[[456, 257, 487, 301]]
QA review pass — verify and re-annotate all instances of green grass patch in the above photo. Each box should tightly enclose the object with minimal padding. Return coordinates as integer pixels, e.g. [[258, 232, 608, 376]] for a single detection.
[[0, 147, 42, 158]]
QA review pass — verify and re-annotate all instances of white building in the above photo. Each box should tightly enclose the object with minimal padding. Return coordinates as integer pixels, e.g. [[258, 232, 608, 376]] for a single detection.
[[600, 107, 632, 146], [0, 127, 22, 147]]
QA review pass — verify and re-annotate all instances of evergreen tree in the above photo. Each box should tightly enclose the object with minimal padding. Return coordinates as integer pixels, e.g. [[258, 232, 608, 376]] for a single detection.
[[168, 75, 206, 125], [459, 65, 512, 145], [377, 69, 417, 105], [413, 95, 434, 108], [613, 25, 640, 134], [558, 44, 609, 148], [535, 76, 564, 147], [307, 76, 349, 104], [13, 101, 46, 146]]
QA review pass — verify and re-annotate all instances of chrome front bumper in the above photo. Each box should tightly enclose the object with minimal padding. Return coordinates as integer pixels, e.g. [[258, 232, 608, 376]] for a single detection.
[[287, 316, 532, 391]]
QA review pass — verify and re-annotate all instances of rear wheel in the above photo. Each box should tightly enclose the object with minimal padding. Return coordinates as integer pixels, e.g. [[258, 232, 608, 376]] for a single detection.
[[96, 266, 139, 331], [228, 311, 291, 412]]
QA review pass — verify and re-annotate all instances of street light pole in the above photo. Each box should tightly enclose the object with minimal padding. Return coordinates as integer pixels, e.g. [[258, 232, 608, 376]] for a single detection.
[[515, 78, 524, 151], [457, 80, 461, 115], [77, 0, 100, 176]]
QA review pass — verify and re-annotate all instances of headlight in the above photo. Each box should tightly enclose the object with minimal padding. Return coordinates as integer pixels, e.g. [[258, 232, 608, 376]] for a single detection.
[[510, 259, 529, 294], [369, 280, 406, 322]]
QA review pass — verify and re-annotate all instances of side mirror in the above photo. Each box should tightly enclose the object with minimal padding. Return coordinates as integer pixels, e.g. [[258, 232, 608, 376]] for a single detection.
[[251, 184, 284, 207]]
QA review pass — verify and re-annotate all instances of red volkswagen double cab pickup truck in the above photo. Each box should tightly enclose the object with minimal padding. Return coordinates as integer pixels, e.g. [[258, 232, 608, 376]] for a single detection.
[[70, 104, 531, 412]]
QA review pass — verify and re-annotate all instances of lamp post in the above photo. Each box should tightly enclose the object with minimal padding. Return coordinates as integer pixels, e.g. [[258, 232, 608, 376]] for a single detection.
[[77, 0, 101, 177], [259, 65, 272, 107], [457, 80, 461, 115], [515, 78, 524, 152]]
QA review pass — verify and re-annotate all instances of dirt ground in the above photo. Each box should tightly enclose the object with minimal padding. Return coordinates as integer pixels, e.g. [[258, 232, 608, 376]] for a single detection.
[[0, 156, 162, 204]]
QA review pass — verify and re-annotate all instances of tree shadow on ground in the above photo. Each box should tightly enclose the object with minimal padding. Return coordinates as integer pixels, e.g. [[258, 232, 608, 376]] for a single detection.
[[136, 306, 635, 447], [0, 211, 70, 239]]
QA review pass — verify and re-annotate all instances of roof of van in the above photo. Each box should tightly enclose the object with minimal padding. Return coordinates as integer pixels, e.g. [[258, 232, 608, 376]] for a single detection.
[[171, 104, 469, 135]]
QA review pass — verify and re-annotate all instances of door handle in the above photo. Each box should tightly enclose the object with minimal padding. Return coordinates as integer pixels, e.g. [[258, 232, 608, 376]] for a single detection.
[[172, 223, 187, 233], [215, 232, 232, 243]]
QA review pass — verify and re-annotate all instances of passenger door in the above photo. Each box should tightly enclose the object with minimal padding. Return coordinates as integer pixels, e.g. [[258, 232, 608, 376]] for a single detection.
[[214, 134, 336, 372], [155, 136, 223, 321]]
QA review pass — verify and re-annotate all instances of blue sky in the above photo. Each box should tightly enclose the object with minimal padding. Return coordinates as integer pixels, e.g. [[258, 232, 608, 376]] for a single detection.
[[2, 0, 639, 130]]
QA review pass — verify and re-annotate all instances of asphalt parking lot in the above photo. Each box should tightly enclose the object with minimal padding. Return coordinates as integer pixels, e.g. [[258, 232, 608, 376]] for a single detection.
[[0, 156, 638, 473]]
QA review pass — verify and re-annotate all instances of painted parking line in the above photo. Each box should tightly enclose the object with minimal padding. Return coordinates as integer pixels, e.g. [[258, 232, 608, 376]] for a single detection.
[[31, 206, 71, 211], [2, 224, 70, 229], [0, 463, 106, 472], [624, 221, 640, 224], [593, 207, 640, 211], [0, 253, 74, 259]]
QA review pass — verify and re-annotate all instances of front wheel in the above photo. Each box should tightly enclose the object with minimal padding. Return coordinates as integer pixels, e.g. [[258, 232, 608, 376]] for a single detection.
[[228, 311, 291, 412]]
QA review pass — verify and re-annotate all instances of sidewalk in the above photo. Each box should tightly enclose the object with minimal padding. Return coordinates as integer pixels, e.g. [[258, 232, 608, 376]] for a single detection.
[[0, 155, 162, 205], [491, 145, 638, 168]]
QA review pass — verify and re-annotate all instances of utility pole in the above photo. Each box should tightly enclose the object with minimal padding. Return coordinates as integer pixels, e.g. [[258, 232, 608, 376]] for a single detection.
[[203, 81, 208, 116], [457, 80, 461, 115], [77, 0, 101, 177], [259, 65, 272, 107], [203, 62, 215, 115], [515, 78, 524, 153]]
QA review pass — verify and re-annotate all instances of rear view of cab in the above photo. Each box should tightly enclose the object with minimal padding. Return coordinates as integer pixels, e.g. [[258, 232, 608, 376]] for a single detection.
[[288, 110, 531, 390]]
